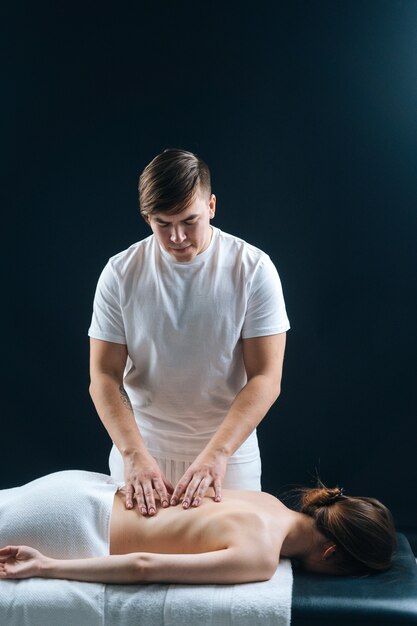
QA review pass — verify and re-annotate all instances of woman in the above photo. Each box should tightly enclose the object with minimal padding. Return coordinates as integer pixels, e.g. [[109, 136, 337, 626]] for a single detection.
[[0, 470, 395, 584]]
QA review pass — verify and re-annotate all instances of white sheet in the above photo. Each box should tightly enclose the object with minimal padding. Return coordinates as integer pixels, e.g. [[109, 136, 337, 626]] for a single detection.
[[0, 559, 293, 626]]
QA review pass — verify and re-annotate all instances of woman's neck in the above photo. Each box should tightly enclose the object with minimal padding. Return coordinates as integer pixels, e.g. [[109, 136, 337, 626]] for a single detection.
[[280, 511, 323, 559]]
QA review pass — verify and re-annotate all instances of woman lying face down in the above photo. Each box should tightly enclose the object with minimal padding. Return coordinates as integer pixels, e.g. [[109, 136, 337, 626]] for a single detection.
[[0, 470, 396, 584]]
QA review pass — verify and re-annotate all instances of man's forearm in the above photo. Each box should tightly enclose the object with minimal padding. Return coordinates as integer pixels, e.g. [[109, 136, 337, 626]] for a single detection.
[[90, 372, 173, 512], [205, 333, 285, 461], [89, 373, 148, 456], [205, 374, 280, 459]]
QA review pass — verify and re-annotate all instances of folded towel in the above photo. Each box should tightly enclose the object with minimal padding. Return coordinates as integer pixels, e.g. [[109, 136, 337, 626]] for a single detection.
[[231, 558, 293, 625], [163, 558, 292, 626], [0, 578, 105, 626], [0, 560, 292, 626]]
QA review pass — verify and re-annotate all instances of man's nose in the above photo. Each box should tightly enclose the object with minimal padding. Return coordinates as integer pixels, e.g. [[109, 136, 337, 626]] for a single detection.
[[170, 226, 186, 243]]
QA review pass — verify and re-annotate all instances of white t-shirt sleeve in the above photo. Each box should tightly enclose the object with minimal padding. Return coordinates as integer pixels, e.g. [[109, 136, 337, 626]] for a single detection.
[[88, 262, 127, 345], [241, 255, 290, 339]]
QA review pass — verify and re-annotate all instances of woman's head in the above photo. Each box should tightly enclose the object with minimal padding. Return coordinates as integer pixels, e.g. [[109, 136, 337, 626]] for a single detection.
[[300, 483, 396, 575]]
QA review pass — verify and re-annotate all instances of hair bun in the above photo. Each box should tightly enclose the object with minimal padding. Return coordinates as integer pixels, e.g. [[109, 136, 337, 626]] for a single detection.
[[301, 486, 344, 515]]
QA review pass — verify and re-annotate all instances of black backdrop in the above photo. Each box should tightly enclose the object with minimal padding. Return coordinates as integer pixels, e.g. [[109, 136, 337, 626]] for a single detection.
[[3, 1, 417, 545]]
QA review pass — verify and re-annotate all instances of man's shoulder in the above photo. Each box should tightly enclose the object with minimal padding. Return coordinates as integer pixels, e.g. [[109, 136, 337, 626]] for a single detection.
[[216, 228, 269, 263], [107, 235, 154, 273]]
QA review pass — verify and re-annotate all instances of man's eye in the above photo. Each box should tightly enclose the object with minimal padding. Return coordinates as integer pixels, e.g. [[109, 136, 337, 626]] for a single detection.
[[184, 220, 197, 225]]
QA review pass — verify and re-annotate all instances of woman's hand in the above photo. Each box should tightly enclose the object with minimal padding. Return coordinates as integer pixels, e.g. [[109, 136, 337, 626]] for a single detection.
[[0, 545, 47, 579]]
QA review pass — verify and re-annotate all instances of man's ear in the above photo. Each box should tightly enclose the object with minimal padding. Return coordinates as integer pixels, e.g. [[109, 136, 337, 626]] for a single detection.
[[322, 544, 337, 560], [209, 194, 216, 219]]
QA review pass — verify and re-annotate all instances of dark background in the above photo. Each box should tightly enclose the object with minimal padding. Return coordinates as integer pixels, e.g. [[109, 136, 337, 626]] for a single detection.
[[3, 1, 417, 546]]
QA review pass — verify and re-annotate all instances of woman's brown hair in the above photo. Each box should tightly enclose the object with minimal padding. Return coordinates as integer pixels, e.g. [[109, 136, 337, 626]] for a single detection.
[[300, 482, 396, 574], [138, 148, 211, 218]]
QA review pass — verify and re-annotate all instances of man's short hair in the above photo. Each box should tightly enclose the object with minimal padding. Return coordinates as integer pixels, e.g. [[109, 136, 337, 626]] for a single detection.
[[139, 148, 211, 218]]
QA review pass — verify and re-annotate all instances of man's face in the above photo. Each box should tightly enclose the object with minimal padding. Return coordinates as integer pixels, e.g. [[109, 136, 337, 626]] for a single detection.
[[147, 190, 216, 263]]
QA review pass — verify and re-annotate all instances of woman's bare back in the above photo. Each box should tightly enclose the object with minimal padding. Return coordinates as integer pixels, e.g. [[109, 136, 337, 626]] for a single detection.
[[110, 488, 290, 556]]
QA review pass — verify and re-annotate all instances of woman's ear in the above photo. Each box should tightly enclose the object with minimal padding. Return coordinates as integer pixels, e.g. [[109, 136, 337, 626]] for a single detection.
[[322, 544, 337, 560]]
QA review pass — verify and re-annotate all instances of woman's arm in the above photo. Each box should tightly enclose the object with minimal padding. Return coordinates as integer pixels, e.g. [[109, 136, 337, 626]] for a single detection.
[[0, 543, 278, 585]]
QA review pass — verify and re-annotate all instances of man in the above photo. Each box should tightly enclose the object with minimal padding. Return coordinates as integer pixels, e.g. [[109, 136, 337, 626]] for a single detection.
[[88, 148, 290, 516]]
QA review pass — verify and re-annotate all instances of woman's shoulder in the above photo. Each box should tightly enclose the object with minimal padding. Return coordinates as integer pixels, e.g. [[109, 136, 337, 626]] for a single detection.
[[221, 488, 284, 507], [220, 490, 291, 543]]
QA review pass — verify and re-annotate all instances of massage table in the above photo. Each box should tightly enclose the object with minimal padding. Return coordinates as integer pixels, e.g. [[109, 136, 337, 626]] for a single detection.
[[292, 533, 417, 626], [0, 534, 416, 625]]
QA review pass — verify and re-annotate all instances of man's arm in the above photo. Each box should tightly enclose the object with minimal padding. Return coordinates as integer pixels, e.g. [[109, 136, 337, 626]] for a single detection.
[[171, 332, 286, 507], [89, 338, 173, 515], [0, 540, 277, 585]]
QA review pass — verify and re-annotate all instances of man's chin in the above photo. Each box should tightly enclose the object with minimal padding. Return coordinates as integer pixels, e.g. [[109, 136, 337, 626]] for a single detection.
[[168, 245, 195, 261]]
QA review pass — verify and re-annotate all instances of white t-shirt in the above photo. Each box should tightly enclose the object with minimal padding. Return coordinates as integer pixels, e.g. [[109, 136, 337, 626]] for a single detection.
[[88, 227, 290, 462]]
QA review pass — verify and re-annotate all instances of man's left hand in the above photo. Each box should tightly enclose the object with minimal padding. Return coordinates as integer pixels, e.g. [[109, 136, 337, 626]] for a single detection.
[[170, 451, 228, 509]]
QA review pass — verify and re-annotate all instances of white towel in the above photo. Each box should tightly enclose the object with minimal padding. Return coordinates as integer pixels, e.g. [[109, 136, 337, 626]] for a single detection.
[[0, 560, 292, 626], [163, 558, 293, 626], [0, 471, 117, 559], [230, 559, 293, 625], [0, 578, 105, 626]]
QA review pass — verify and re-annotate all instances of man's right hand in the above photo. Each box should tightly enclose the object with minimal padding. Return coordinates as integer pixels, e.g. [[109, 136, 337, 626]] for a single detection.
[[123, 451, 174, 516]]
